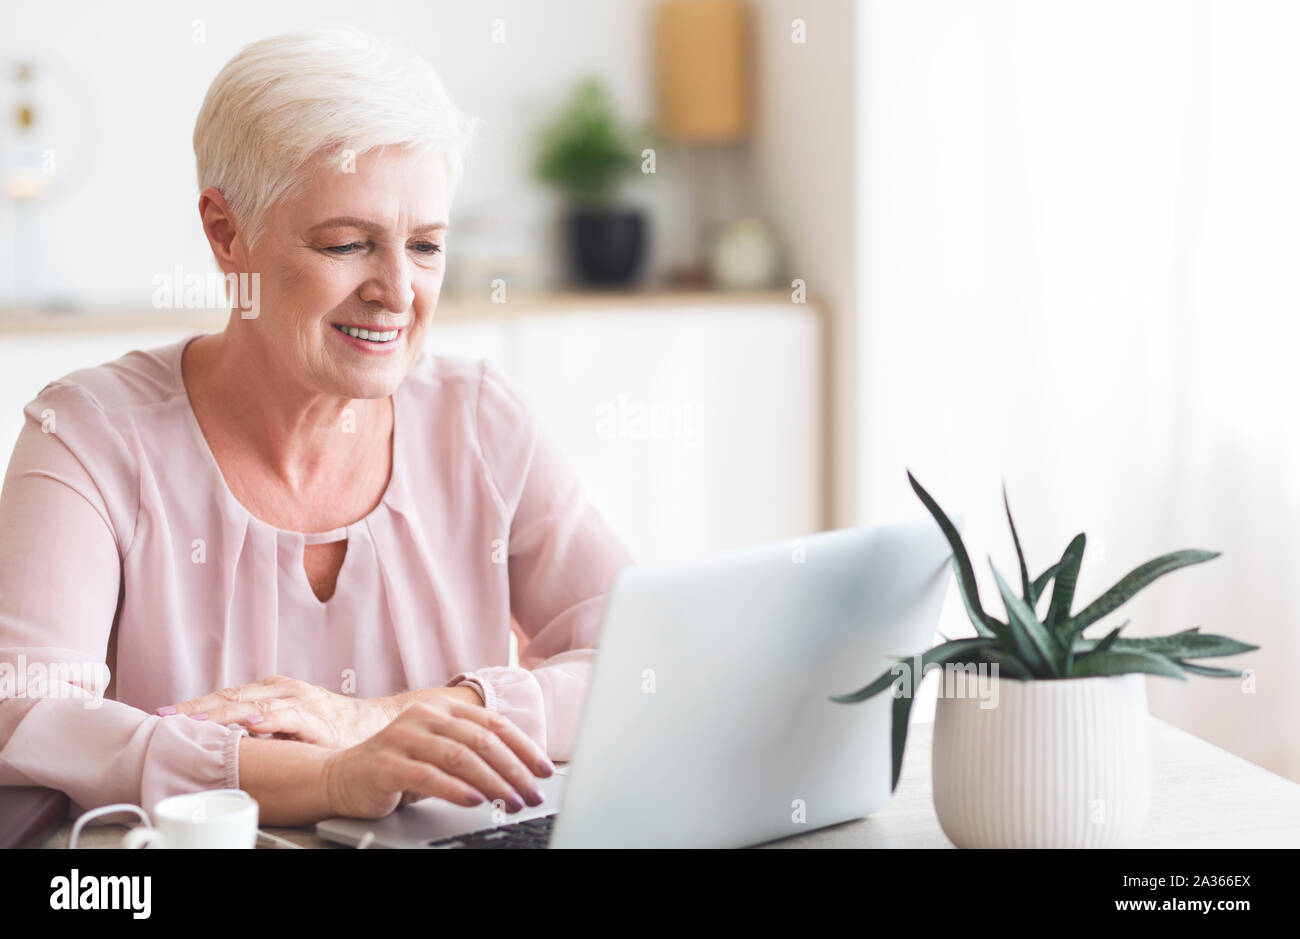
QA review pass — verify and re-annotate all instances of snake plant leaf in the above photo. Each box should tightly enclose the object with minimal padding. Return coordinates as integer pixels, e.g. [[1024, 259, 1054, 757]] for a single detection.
[[1031, 561, 1063, 611], [1068, 649, 1188, 680], [1073, 620, 1128, 661], [950, 559, 1010, 646], [907, 472, 1001, 639], [828, 637, 996, 704], [887, 692, 912, 794], [1064, 550, 1221, 642], [1178, 662, 1250, 678], [827, 659, 905, 704], [1073, 631, 1257, 660], [1002, 483, 1034, 605], [1046, 533, 1086, 639], [975, 646, 1033, 680], [992, 562, 1064, 676], [829, 637, 996, 792]]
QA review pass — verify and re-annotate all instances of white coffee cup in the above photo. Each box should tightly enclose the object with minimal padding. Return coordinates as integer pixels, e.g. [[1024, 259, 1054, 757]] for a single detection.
[[69, 789, 259, 849]]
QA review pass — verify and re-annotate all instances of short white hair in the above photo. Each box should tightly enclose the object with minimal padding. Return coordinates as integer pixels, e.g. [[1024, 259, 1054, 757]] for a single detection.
[[193, 28, 478, 248]]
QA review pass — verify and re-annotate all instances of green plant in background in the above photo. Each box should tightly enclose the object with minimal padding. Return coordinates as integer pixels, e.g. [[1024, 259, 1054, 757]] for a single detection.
[[831, 471, 1258, 792], [532, 77, 650, 206]]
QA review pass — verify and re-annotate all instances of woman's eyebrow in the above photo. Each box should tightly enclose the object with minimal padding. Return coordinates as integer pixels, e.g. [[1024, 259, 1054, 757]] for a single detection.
[[306, 216, 447, 235]]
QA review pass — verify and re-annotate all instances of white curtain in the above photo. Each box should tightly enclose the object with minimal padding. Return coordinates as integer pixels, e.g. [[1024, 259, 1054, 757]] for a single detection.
[[856, 0, 1300, 781]]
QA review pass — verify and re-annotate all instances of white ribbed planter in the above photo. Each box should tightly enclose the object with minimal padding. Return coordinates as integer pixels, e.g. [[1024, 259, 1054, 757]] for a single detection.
[[932, 672, 1151, 848]]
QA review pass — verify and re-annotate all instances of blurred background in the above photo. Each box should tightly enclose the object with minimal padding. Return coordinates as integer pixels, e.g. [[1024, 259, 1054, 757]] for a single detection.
[[2, 0, 1297, 784]]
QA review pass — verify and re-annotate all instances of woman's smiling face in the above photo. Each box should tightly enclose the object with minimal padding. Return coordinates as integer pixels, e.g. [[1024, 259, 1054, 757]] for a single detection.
[[243, 145, 451, 400]]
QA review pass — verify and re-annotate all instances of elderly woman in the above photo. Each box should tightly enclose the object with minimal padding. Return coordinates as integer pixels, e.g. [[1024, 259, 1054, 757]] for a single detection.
[[0, 30, 632, 825]]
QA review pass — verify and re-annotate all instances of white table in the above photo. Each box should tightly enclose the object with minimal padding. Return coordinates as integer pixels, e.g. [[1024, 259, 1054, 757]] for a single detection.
[[46, 716, 1300, 848], [759, 717, 1300, 848]]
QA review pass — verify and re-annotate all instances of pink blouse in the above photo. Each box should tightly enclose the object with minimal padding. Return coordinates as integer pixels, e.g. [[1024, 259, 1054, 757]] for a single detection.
[[0, 333, 633, 816]]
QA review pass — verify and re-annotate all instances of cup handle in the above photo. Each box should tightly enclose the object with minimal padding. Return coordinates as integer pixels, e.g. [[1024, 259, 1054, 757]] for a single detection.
[[122, 826, 164, 849], [68, 803, 152, 849]]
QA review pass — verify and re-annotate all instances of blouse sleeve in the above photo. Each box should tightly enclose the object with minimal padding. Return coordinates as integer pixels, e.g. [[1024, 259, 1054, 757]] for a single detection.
[[446, 362, 634, 760], [0, 381, 243, 816]]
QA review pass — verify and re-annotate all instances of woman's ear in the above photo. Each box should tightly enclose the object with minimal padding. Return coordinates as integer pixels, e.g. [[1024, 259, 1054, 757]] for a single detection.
[[198, 187, 245, 273]]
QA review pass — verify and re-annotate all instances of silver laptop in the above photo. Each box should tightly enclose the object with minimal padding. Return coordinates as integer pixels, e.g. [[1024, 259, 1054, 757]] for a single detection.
[[317, 519, 953, 849]]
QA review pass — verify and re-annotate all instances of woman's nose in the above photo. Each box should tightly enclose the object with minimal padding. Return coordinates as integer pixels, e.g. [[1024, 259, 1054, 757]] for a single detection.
[[358, 247, 416, 313]]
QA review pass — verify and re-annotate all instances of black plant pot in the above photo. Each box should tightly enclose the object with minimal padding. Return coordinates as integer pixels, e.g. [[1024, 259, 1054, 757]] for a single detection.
[[566, 207, 647, 287]]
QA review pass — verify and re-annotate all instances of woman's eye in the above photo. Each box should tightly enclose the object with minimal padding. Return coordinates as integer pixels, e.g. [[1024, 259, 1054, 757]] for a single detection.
[[325, 242, 365, 254], [410, 242, 443, 255]]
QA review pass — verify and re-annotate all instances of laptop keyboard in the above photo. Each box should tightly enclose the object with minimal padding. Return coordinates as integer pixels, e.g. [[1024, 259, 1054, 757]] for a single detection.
[[425, 814, 556, 849]]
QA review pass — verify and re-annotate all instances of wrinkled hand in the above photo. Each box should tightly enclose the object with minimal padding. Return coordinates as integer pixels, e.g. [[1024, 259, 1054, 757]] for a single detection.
[[160, 675, 403, 749], [323, 697, 554, 820]]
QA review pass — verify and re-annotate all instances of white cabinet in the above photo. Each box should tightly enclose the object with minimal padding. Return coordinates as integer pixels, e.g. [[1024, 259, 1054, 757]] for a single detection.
[[508, 306, 821, 561], [0, 297, 822, 562]]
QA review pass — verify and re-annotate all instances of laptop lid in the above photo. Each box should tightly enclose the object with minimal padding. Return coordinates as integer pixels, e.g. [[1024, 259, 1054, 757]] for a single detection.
[[549, 520, 952, 848]]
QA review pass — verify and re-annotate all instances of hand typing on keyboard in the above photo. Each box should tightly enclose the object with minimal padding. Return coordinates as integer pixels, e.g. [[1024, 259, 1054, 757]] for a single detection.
[[322, 698, 555, 820]]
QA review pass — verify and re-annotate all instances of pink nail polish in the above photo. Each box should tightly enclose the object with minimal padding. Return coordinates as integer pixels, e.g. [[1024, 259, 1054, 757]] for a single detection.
[[190, 712, 207, 720], [245, 714, 264, 724], [156, 706, 177, 716]]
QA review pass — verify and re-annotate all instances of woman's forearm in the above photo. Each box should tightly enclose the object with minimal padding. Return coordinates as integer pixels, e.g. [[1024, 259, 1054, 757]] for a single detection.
[[238, 736, 334, 826], [238, 686, 484, 825], [387, 684, 484, 713]]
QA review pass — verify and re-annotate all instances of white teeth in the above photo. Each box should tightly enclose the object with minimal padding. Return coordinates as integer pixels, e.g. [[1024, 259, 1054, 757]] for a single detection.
[[336, 325, 399, 343]]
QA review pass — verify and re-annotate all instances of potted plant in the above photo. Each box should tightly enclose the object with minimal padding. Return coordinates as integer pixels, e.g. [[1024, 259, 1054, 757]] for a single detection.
[[533, 77, 651, 287], [831, 472, 1258, 848]]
